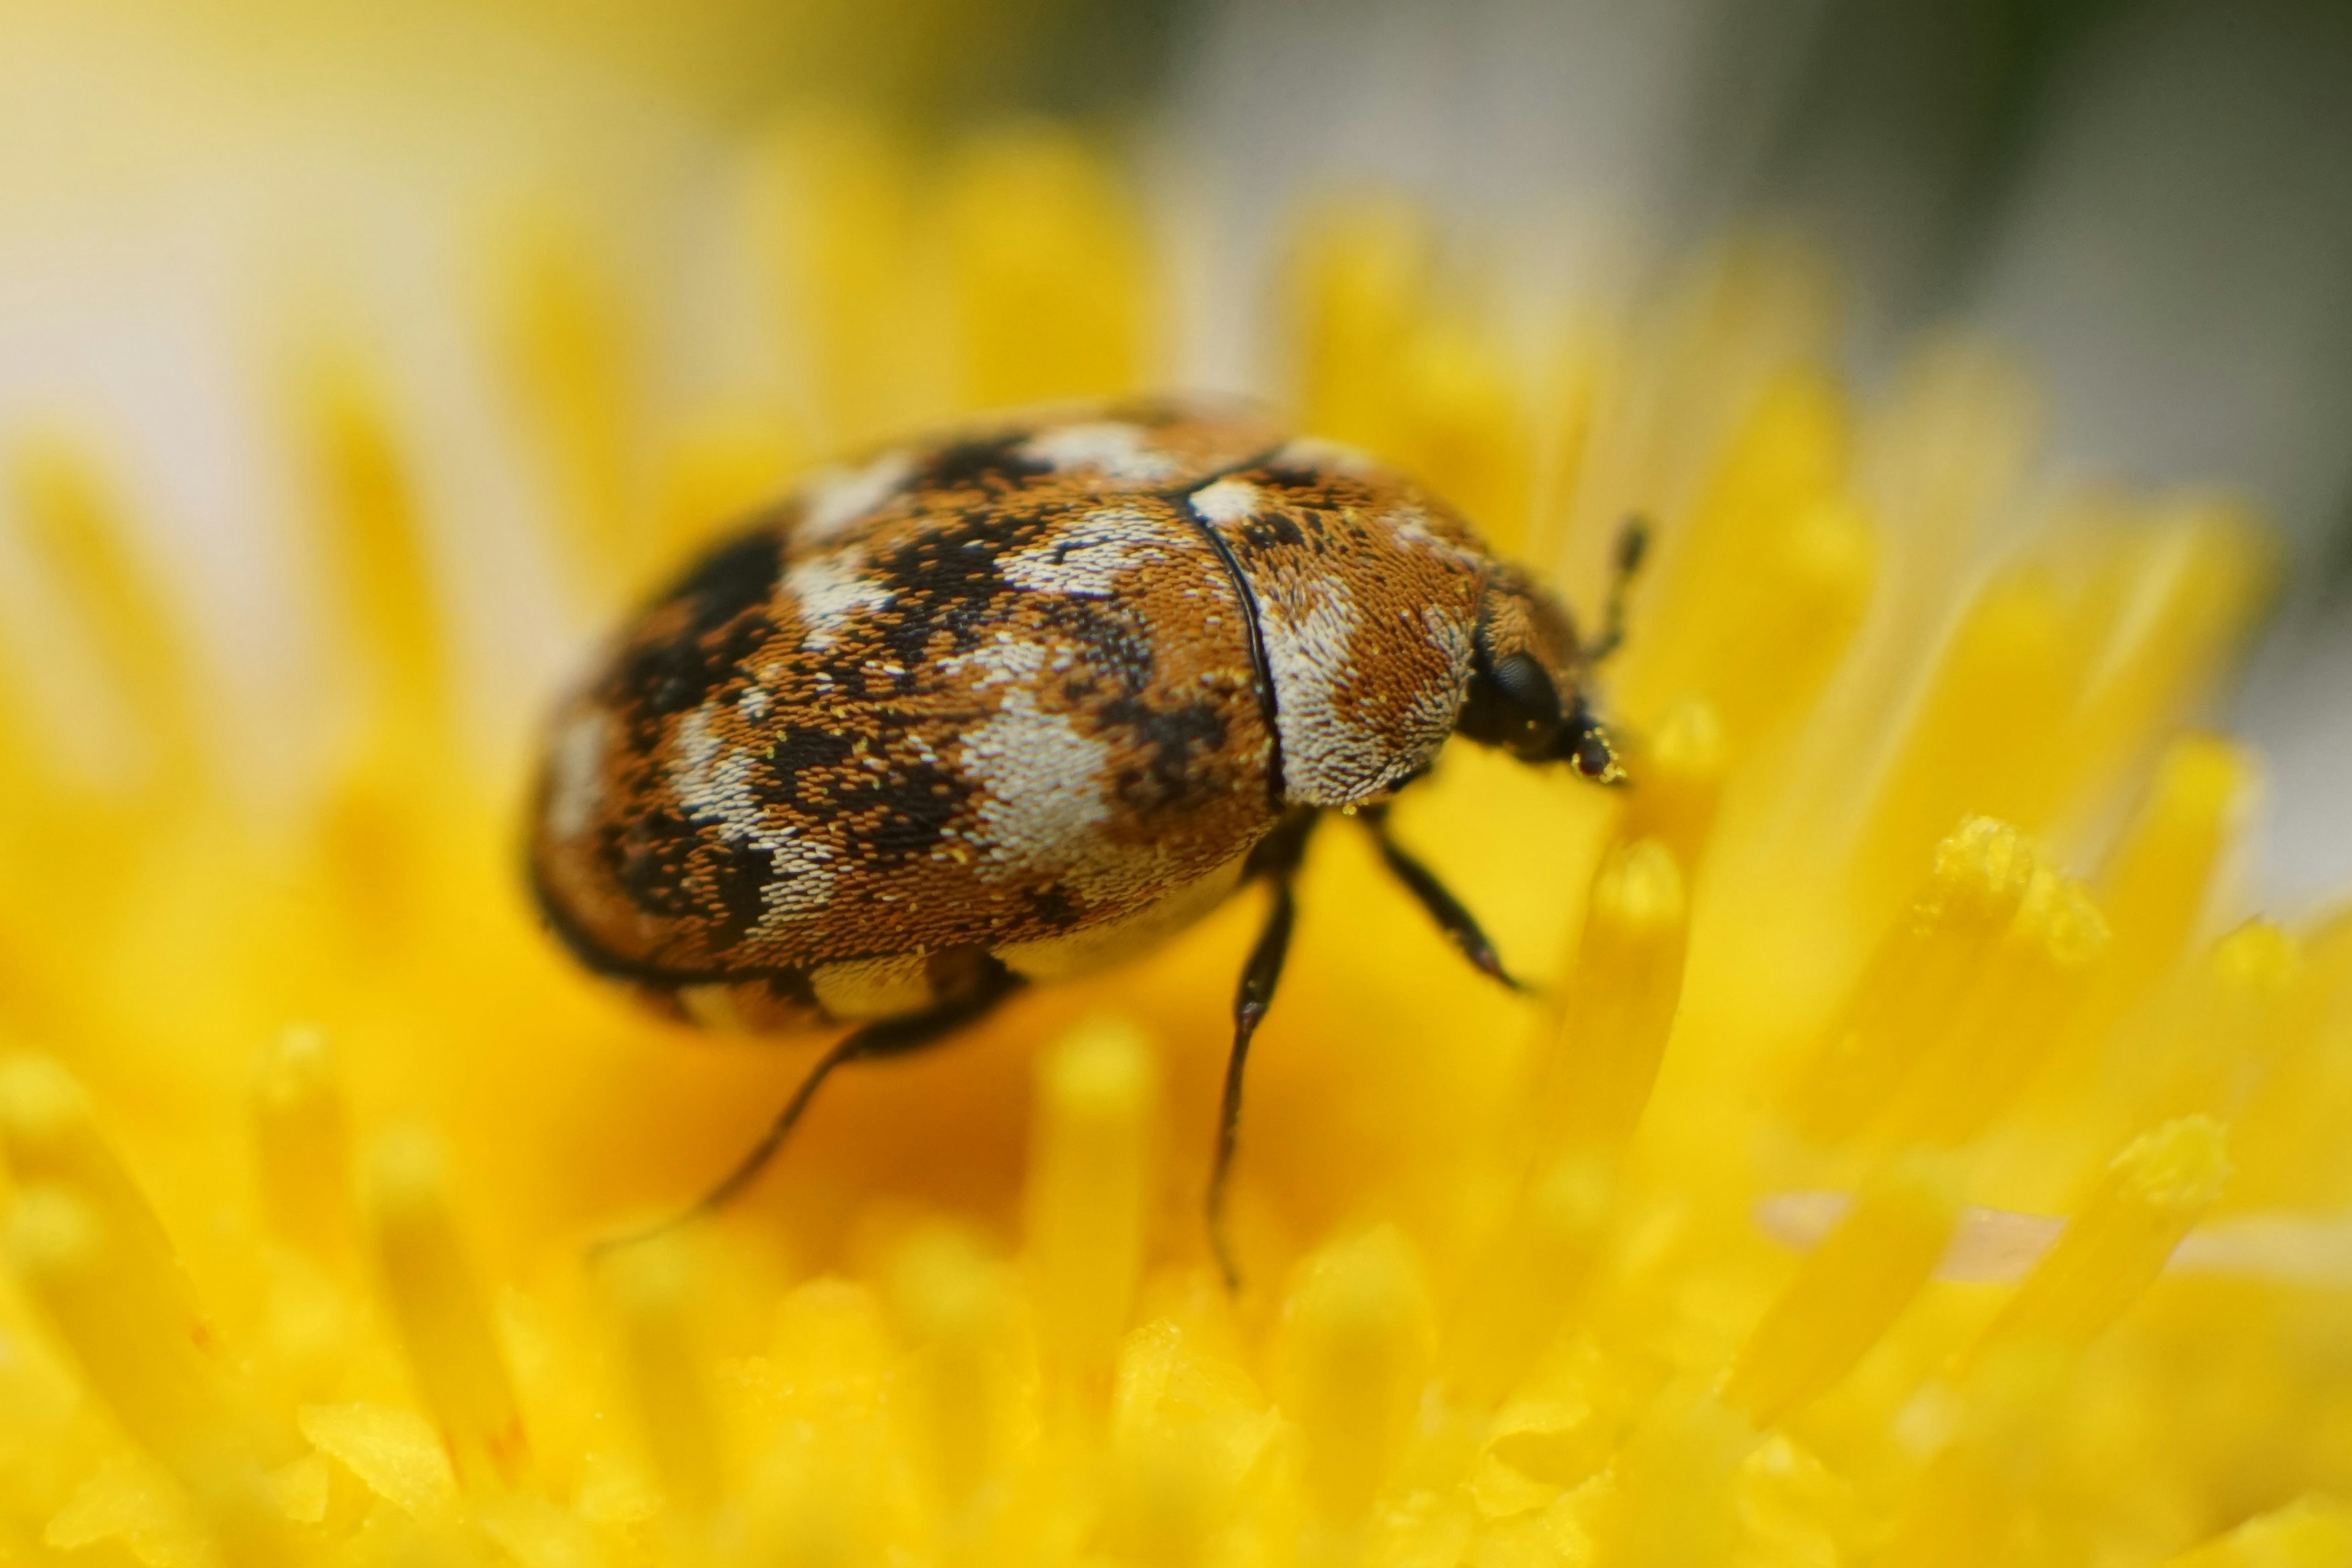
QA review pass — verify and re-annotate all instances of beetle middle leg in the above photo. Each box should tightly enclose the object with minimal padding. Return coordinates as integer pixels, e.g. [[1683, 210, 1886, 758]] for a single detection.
[[594, 953, 1023, 1257], [1207, 808, 1319, 1290], [1357, 803, 1529, 992]]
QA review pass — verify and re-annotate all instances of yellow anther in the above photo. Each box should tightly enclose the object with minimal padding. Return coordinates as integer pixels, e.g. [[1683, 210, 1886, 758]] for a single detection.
[[0, 1055, 209, 1349], [2159, 1495, 2352, 1567], [1964, 1116, 2229, 1376], [944, 125, 1155, 410], [888, 1222, 1019, 1513], [1879, 867, 2109, 1148], [1025, 1017, 1157, 1418], [1532, 839, 1689, 1163], [1617, 699, 1727, 879], [365, 1126, 530, 1493], [603, 1235, 723, 1516], [250, 1027, 353, 1263], [1786, 817, 2038, 1145], [2095, 734, 2258, 1008], [1725, 1152, 1959, 1425], [1276, 1226, 1436, 1523], [9, 1186, 292, 1565], [9, 443, 204, 784]]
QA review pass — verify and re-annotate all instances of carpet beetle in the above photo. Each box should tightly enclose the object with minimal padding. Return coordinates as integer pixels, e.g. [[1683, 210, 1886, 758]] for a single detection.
[[530, 398, 1638, 1278]]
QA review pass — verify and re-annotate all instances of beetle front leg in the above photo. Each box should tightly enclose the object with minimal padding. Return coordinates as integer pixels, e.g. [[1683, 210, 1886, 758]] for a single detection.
[[1358, 804, 1529, 992], [1207, 810, 1318, 1291]]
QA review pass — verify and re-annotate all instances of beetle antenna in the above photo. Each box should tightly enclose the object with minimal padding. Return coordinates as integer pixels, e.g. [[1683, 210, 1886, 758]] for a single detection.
[[1586, 514, 1650, 664]]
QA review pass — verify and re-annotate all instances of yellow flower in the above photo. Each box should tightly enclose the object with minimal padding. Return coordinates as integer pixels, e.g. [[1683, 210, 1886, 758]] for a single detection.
[[3, 106, 2350, 1568]]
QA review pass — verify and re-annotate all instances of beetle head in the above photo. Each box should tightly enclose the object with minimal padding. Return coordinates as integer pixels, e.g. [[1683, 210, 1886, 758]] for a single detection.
[[1457, 564, 1624, 783]]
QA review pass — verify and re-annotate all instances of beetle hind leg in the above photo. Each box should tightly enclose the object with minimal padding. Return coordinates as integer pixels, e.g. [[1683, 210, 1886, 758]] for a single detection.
[[1207, 809, 1319, 1291], [592, 954, 1023, 1258]]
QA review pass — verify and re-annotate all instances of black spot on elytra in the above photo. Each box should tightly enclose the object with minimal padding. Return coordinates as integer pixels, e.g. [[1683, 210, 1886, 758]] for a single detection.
[[1023, 883, 1083, 932], [1224, 506, 1312, 555], [860, 507, 1039, 669], [752, 727, 859, 810], [604, 806, 702, 920], [858, 752, 976, 865], [921, 435, 1050, 491], [616, 530, 784, 723], [665, 529, 785, 629], [696, 838, 775, 948], [1101, 696, 1229, 812]]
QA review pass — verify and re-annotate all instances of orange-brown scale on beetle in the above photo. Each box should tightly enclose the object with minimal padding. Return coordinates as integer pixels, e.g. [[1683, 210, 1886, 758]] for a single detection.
[[528, 397, 1636, 1276]]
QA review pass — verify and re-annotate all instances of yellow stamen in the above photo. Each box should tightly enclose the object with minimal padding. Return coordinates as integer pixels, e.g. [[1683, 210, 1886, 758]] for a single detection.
[[603, 1235, 724, 1517], [1617, 698, 1727, 880], [1877, 865, 2109, 1148], [298, 366, 447, 741], [750, 111, 931, 447], [888, 1222, 1020, 1515], [249, 1027, 354, 1264], [1025, 1017, 1158, 1419], [7, 1187, 293, 1565], [1962, 1115, 2229, 1376], [1531, 838, 1690, 1163], [944, 126, 1155, 410], [495, 222, 643, 597], [1289, 198, 1434, 459], [0, 1055, 210, 1353], [364, 1126, 530, 1492], [2160, 1496, 2352, 1567], [1786, 816, 2038, 1145], [1724, 1152, 1959, 1425], [1276, 1226, 1436, 1523], [1618, 368, 1863, 736], [2095, 734, 2260, 1009], [9, 443, 204, 788]]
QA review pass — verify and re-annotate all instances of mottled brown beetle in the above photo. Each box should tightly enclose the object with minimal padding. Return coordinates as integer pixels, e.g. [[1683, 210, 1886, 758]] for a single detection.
[[530, 399, 1640, 1281]]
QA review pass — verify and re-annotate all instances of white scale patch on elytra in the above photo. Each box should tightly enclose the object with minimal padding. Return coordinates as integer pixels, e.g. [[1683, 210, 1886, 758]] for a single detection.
[[1382, 504, 1484, 570], [1403, 603, 1477, 748], [785, 552, 894, 649], [1188, 478, 1261, 525], [547, 709, 611, 840], [800, 450, 914, 540], [946, 636, 1115, 888], [1000, 507, 1171, 598], [668, 707, 838, 927], [1249, 578, 1385, 805], [1272, 435, 1378, 478], [1018, 421, 1182, 483]]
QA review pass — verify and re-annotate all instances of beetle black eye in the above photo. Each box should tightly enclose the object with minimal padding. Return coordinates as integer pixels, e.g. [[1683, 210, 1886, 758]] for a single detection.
[[1489, 652, 1561, 728]]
